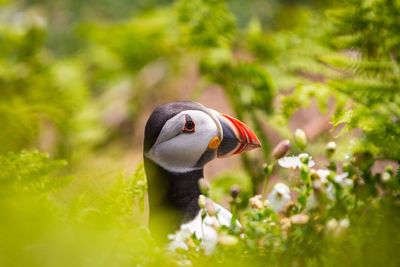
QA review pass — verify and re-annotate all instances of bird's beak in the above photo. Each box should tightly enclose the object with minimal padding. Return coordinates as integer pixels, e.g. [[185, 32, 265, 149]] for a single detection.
[[215, 113, 261, 157]]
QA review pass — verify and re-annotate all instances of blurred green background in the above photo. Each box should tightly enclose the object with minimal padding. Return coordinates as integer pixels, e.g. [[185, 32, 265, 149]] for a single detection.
[[0, 0, 399, 266]]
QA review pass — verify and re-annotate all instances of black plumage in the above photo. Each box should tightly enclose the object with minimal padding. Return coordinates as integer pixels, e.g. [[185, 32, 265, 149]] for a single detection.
[[144, 157, 202, 242]]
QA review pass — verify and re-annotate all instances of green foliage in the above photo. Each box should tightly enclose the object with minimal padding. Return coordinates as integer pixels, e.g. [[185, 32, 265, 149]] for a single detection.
[[177, 0, 274, 113], [279, 0, 400, 161], [0, 150, 154, 267], [328, 0, 400, 59], [82, 9, 178, 74], [0, 11, 107, 159], [0, 150, 70, 195], [177, 0, 236, 48], [326, 0, 400, 160], [245, 9, 337, 91], [0, 19, 70, 153], [211, 170, 252, 209]]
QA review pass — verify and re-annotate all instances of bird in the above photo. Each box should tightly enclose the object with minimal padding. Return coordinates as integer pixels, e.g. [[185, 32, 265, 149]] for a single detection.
[[143, 101, 261, 251]]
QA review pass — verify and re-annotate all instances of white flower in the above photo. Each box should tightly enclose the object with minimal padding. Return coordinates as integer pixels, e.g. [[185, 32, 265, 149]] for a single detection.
[[339, 218, 350, 228], [326, 218, 338, 231], [381, 172, 391, 183], [334, 172, 353, 187], [278, 153, 315, 169], [326, 218, 350, 239], [326, 172, 353, 199], [326, 184, 335, 200], [316, 169, 330, 183], [167, 225, 193, 251], [267, 183, 291, 212]]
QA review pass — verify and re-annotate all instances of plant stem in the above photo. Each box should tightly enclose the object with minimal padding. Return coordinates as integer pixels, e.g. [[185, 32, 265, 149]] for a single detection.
[[230, 201, 238, 232], [262, 160, 275, 197]]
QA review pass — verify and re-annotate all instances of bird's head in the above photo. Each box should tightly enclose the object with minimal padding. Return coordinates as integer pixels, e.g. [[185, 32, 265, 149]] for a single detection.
[[143, 101, 260, 172]]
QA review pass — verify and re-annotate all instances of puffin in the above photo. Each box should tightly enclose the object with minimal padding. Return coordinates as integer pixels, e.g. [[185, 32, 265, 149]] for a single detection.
[[143, 101, 260, 251]]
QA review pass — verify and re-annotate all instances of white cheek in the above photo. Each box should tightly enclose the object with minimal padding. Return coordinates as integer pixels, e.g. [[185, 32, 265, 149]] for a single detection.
[[153, 137, 202, 172], [147, 110, 218, 173]]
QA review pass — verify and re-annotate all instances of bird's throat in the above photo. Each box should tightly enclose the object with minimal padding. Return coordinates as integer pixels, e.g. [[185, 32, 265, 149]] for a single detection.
[[144, 157, 202, 242]]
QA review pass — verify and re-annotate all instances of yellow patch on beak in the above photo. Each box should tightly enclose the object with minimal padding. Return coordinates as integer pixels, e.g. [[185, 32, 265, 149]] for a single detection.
[[208, 136, 221, 149]]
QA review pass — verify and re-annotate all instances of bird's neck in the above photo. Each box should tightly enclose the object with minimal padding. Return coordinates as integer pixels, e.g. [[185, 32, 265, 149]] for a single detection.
[[144, 157, 202, 241]]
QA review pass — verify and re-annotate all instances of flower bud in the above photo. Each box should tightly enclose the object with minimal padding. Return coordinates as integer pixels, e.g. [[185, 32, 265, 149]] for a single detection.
[[198, 178, 210, 193], [263, 163, 272, 176], [249, 195, 263, 210], [217, 235, 239, 247], [205, 199, 217, 216], [326, 141, 336, 152], [381, 172, 391, 183], [300, 155, 309, 164], [325, 142, 336, 158], [290, 214, 309, 224], [294, 129, 307, 150], [198, 194, 206, 209], [264, 199, 271, 208], [310, 169, 320, 181], [230, 185, 240, 199], [272, 140, 291, 159], [326, 218, 338, 231]]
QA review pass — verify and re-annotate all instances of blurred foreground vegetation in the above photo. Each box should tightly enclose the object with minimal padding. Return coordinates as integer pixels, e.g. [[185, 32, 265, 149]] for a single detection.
[[0, 0, 399, 266]]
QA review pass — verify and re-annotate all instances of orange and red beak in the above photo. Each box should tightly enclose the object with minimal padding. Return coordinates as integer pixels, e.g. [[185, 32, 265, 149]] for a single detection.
[[216, 113, 261, 157]]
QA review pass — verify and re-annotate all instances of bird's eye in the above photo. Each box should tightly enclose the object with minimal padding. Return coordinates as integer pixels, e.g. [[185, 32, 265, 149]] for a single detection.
[[183, 118, 195, 133]]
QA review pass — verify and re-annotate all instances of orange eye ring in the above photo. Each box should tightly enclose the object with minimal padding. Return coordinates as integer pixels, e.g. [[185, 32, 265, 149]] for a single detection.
[[183, 119, 195, 133]]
